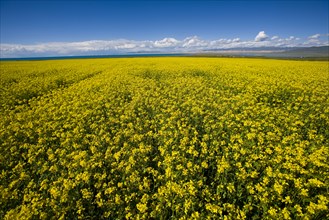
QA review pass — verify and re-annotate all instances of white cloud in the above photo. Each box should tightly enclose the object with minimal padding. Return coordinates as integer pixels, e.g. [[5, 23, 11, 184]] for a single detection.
[[304, 38, 321, 45], [154, 38, 179, 48], [1, 31, 328, 58], [115, 43, 138, 49], [182, 36, 208, 47], [255, 31, 268, 42], [308, 34, 321, 39], [232, 38, 240, 43]]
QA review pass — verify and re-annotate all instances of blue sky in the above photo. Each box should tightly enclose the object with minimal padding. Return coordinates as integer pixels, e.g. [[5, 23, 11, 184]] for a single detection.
[[1, 0, 328, 57]]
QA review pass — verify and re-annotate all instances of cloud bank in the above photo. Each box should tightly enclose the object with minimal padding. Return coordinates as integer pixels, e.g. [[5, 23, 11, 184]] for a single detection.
[[1, 31, 328, 58]]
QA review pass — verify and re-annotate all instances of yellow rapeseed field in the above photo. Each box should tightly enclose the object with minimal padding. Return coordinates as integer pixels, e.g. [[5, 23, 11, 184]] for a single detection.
[[0, 57, 328, 219]]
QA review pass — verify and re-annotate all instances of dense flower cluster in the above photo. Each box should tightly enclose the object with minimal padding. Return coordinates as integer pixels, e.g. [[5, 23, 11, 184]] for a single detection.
[[1, 58, 328, 219]]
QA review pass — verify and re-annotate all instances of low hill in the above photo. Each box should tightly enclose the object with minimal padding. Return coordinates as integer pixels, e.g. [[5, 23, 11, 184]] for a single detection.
[[198, 46, 329, 59], [275, 46, 329, 57]]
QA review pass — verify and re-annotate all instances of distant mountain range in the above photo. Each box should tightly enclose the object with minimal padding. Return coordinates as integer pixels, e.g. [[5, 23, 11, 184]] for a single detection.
[[205, 47, 287, 52], [200, 46, 329, 58], [274, 46, 329, 57]]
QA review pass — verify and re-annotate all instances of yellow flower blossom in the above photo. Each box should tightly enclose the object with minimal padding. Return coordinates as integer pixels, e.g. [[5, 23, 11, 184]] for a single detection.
[[1, 57, 328, 219]]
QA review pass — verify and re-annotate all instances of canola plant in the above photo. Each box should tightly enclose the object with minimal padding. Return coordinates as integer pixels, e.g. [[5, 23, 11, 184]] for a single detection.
[[0, 57, 328, 219]]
